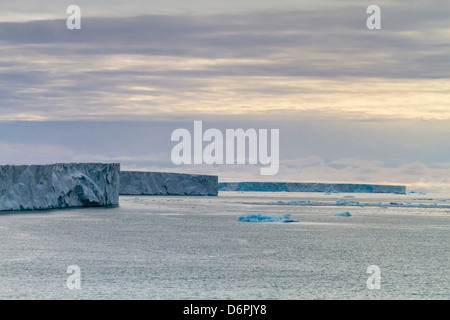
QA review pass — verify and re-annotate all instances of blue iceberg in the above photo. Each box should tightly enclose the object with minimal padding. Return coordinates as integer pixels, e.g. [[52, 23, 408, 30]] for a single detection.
[[334, 211, 352, 217], [237, 213, 298, 223]]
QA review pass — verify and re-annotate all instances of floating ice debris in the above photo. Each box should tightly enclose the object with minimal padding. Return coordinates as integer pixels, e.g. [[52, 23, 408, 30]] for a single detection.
[[288, 200, 310, 205], [279, 213, 299, 222], [238, 213, 279, 222], [336, 199, 360, 206], [334, 211, 352, 217], [271, 199, 311, 205], [248, 198, 450, 209], [416, 203, 437, 207], [237, 213, 298, 223]]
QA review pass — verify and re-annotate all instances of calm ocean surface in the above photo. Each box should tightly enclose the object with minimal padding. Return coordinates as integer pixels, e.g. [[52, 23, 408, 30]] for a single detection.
[[0, 192, 449, 300]]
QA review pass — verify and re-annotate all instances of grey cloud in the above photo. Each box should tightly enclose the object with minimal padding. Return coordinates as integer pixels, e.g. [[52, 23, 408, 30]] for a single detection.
[[0, 8, 448, 76], [0, 9, 448, 122]]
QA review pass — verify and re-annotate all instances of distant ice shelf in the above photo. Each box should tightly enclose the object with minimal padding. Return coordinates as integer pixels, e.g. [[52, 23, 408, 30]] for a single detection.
[[120, 171, 218, 196], [0, 163, 120, 212], [218, 182, 406, 194]]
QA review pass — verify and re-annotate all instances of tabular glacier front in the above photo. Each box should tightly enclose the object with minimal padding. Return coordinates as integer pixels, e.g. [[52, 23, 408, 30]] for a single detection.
[[0, 163, 120, 211], [119, 171, 218, 196], [218, 182, 406, 194]]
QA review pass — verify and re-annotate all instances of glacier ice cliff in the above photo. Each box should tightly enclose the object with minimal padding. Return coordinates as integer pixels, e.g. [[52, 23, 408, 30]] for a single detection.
[[218, 182, 406, 194], [0, 163, 120, 212], [119, 171, 218, 196], [237, 213, 298, 223]]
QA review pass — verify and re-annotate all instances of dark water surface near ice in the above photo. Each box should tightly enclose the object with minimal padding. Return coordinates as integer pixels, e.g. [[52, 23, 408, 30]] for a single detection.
[[1, 192, 449, 299]]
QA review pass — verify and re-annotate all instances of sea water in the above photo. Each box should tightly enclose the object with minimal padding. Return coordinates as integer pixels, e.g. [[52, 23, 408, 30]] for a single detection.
[[0, 192, 448, 299]]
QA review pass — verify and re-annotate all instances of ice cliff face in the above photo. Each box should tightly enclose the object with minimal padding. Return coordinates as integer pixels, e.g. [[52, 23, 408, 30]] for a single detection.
[[0, 163, 120, 211], [218, 182, 406, 194], [120, 171, 218, 196]]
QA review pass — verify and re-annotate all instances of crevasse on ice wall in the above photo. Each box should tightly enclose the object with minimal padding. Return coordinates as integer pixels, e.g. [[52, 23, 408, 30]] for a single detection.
[[0, 163, 120, 211], [119, 171, 218, 196]]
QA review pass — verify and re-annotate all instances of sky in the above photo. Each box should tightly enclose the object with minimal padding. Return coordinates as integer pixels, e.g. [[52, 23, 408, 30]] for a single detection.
[[0, 1, 449, 192]]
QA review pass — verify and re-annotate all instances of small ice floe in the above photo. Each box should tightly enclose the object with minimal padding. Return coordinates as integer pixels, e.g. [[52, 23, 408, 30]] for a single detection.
[[415, 203, 438, 208], [334, 211, 352, 217], [336, 199, 360, 206], [237, 213, 298, 223], [287, 200, 310, 205], [272, 200, 310, 205]]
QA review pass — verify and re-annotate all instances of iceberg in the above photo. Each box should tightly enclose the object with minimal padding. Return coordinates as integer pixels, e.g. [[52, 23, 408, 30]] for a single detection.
[[334, 211, 352, 217], [237, 213, 298, 223], [0, 163, 120, 212], [120, 171, 218, 196], [218, 182, 406, 194]]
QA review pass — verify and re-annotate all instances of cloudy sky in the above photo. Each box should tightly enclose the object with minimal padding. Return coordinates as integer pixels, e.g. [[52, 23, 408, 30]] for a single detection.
[[0, 1, 449, 192]]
